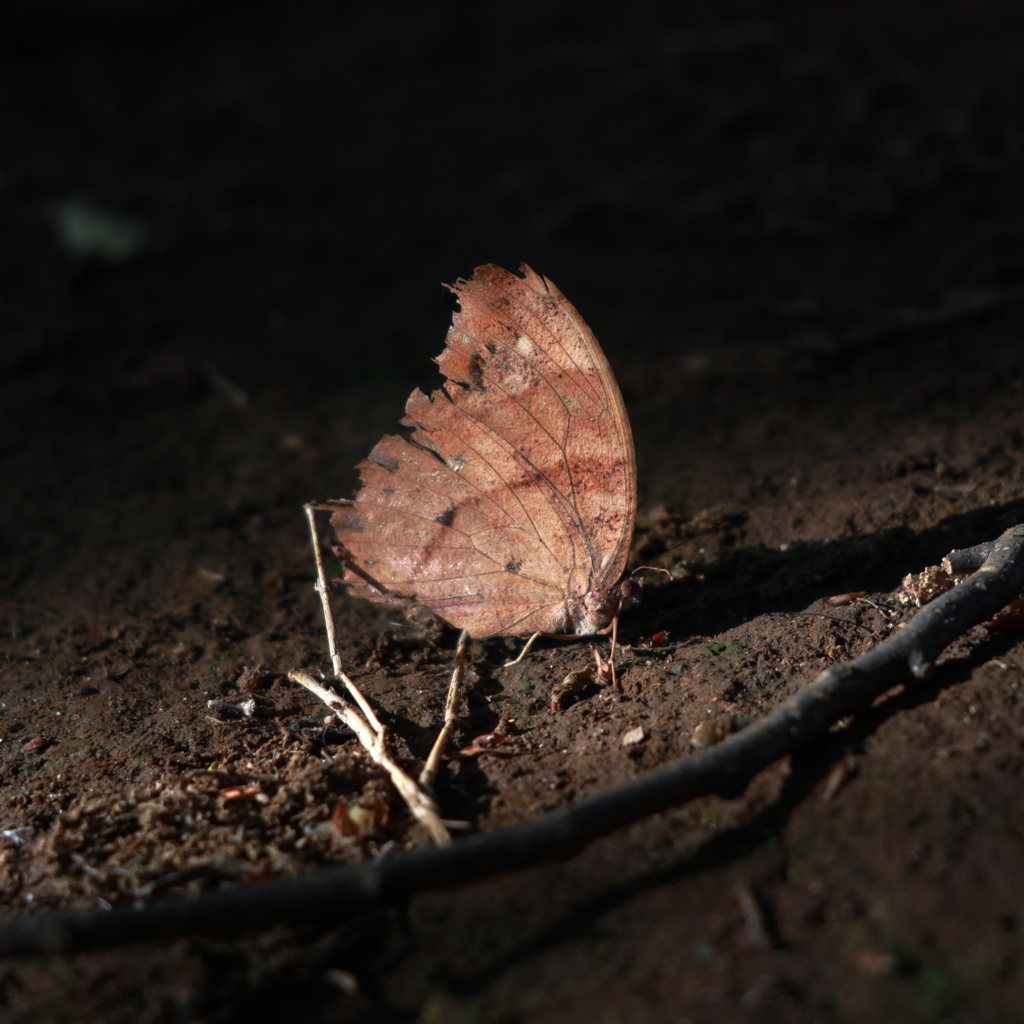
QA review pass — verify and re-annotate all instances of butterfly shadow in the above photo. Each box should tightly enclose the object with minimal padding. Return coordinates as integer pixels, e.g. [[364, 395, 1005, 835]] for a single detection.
[[434, 626, 1023, 998], [629, 496, 1024, 641]]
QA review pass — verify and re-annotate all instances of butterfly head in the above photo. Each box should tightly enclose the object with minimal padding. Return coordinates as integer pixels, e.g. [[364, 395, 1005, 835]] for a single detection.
[[566, 576, 643, 636]]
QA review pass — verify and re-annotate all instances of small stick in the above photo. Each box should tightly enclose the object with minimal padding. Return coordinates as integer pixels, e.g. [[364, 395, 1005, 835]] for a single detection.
[[289, 671, 450, 846], [338, 672, 384, 739], [303, 503, 384, 734], [304, 503, 345, 682], [298, 504, 449, 845], [419, 631, 470, 791]]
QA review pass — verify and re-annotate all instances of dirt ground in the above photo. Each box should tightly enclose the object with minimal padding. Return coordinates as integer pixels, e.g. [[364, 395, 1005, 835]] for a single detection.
[[4, 2, 1024, 1021]]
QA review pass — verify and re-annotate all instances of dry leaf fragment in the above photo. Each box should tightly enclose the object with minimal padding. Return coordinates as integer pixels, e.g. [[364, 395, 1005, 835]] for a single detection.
[[691, 715, 748, 749]]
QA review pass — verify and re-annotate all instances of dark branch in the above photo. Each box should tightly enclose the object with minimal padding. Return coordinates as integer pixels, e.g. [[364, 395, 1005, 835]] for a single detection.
[[2, 525, 1023, 958], [944, 539, 996, 576]]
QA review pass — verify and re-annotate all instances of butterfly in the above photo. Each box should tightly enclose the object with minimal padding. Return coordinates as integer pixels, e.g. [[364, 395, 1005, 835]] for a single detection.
[[331, 264, 639, 647]]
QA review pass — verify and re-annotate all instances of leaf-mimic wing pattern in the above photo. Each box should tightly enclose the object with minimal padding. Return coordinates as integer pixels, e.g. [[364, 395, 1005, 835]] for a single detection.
[[331, 264, 637, 638]]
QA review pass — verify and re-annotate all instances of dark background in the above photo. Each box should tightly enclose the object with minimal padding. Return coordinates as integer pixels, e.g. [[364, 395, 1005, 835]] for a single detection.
[[11, 0, 1024, 415], [8, 0, 1024, 567]]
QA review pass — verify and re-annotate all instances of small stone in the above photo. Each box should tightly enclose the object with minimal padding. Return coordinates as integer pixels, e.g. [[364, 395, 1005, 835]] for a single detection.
[[621, 726, 646, 747]]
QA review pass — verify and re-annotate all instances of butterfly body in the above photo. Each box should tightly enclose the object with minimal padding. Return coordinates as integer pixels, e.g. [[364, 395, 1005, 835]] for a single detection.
[[332, 264, 637, 640]]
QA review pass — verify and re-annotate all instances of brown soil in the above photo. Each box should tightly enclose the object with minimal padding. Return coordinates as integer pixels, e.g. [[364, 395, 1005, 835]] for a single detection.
[[4, 2, 1024, 1021]]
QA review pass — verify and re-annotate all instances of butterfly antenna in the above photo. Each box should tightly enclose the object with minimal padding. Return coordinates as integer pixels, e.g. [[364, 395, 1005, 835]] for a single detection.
[[630, 565, 673, 580]]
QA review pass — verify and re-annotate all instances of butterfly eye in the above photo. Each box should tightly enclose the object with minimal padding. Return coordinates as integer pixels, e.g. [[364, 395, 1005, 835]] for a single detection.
[[620, 577, 643, 608]]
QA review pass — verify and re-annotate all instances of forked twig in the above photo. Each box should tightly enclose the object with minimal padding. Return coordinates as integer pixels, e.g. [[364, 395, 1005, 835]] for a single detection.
[[288, 670, 449, 846], [2, 525, 1022, 957], [296, 503, 449, 846], [303, 503, 345, 683]]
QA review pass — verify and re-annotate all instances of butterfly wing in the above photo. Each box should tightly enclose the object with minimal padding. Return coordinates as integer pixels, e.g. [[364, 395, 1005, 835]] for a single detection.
[[332, 264, 636, 637]]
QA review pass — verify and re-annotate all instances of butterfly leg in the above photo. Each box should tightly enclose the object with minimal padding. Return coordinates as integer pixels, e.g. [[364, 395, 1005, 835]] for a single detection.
[[420, 631, 470, 792], [608, 615, 620, 690], [582, 623, 618, 690], [503, 631, 543, 668]]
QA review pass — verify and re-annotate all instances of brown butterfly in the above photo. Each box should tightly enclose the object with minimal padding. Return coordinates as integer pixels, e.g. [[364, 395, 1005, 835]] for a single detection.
[[331, 264, 639, 645]]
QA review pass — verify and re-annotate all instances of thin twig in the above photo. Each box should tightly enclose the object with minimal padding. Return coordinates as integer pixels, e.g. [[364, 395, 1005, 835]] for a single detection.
[[304, 502, 385, 733], [288, 671, 450, 846], [339, 672, 384, 740], [304, 503, 345, 682], [419, 631, 469, 791], [297, 505, 448, 843], [2, 525, 1022, 957]]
